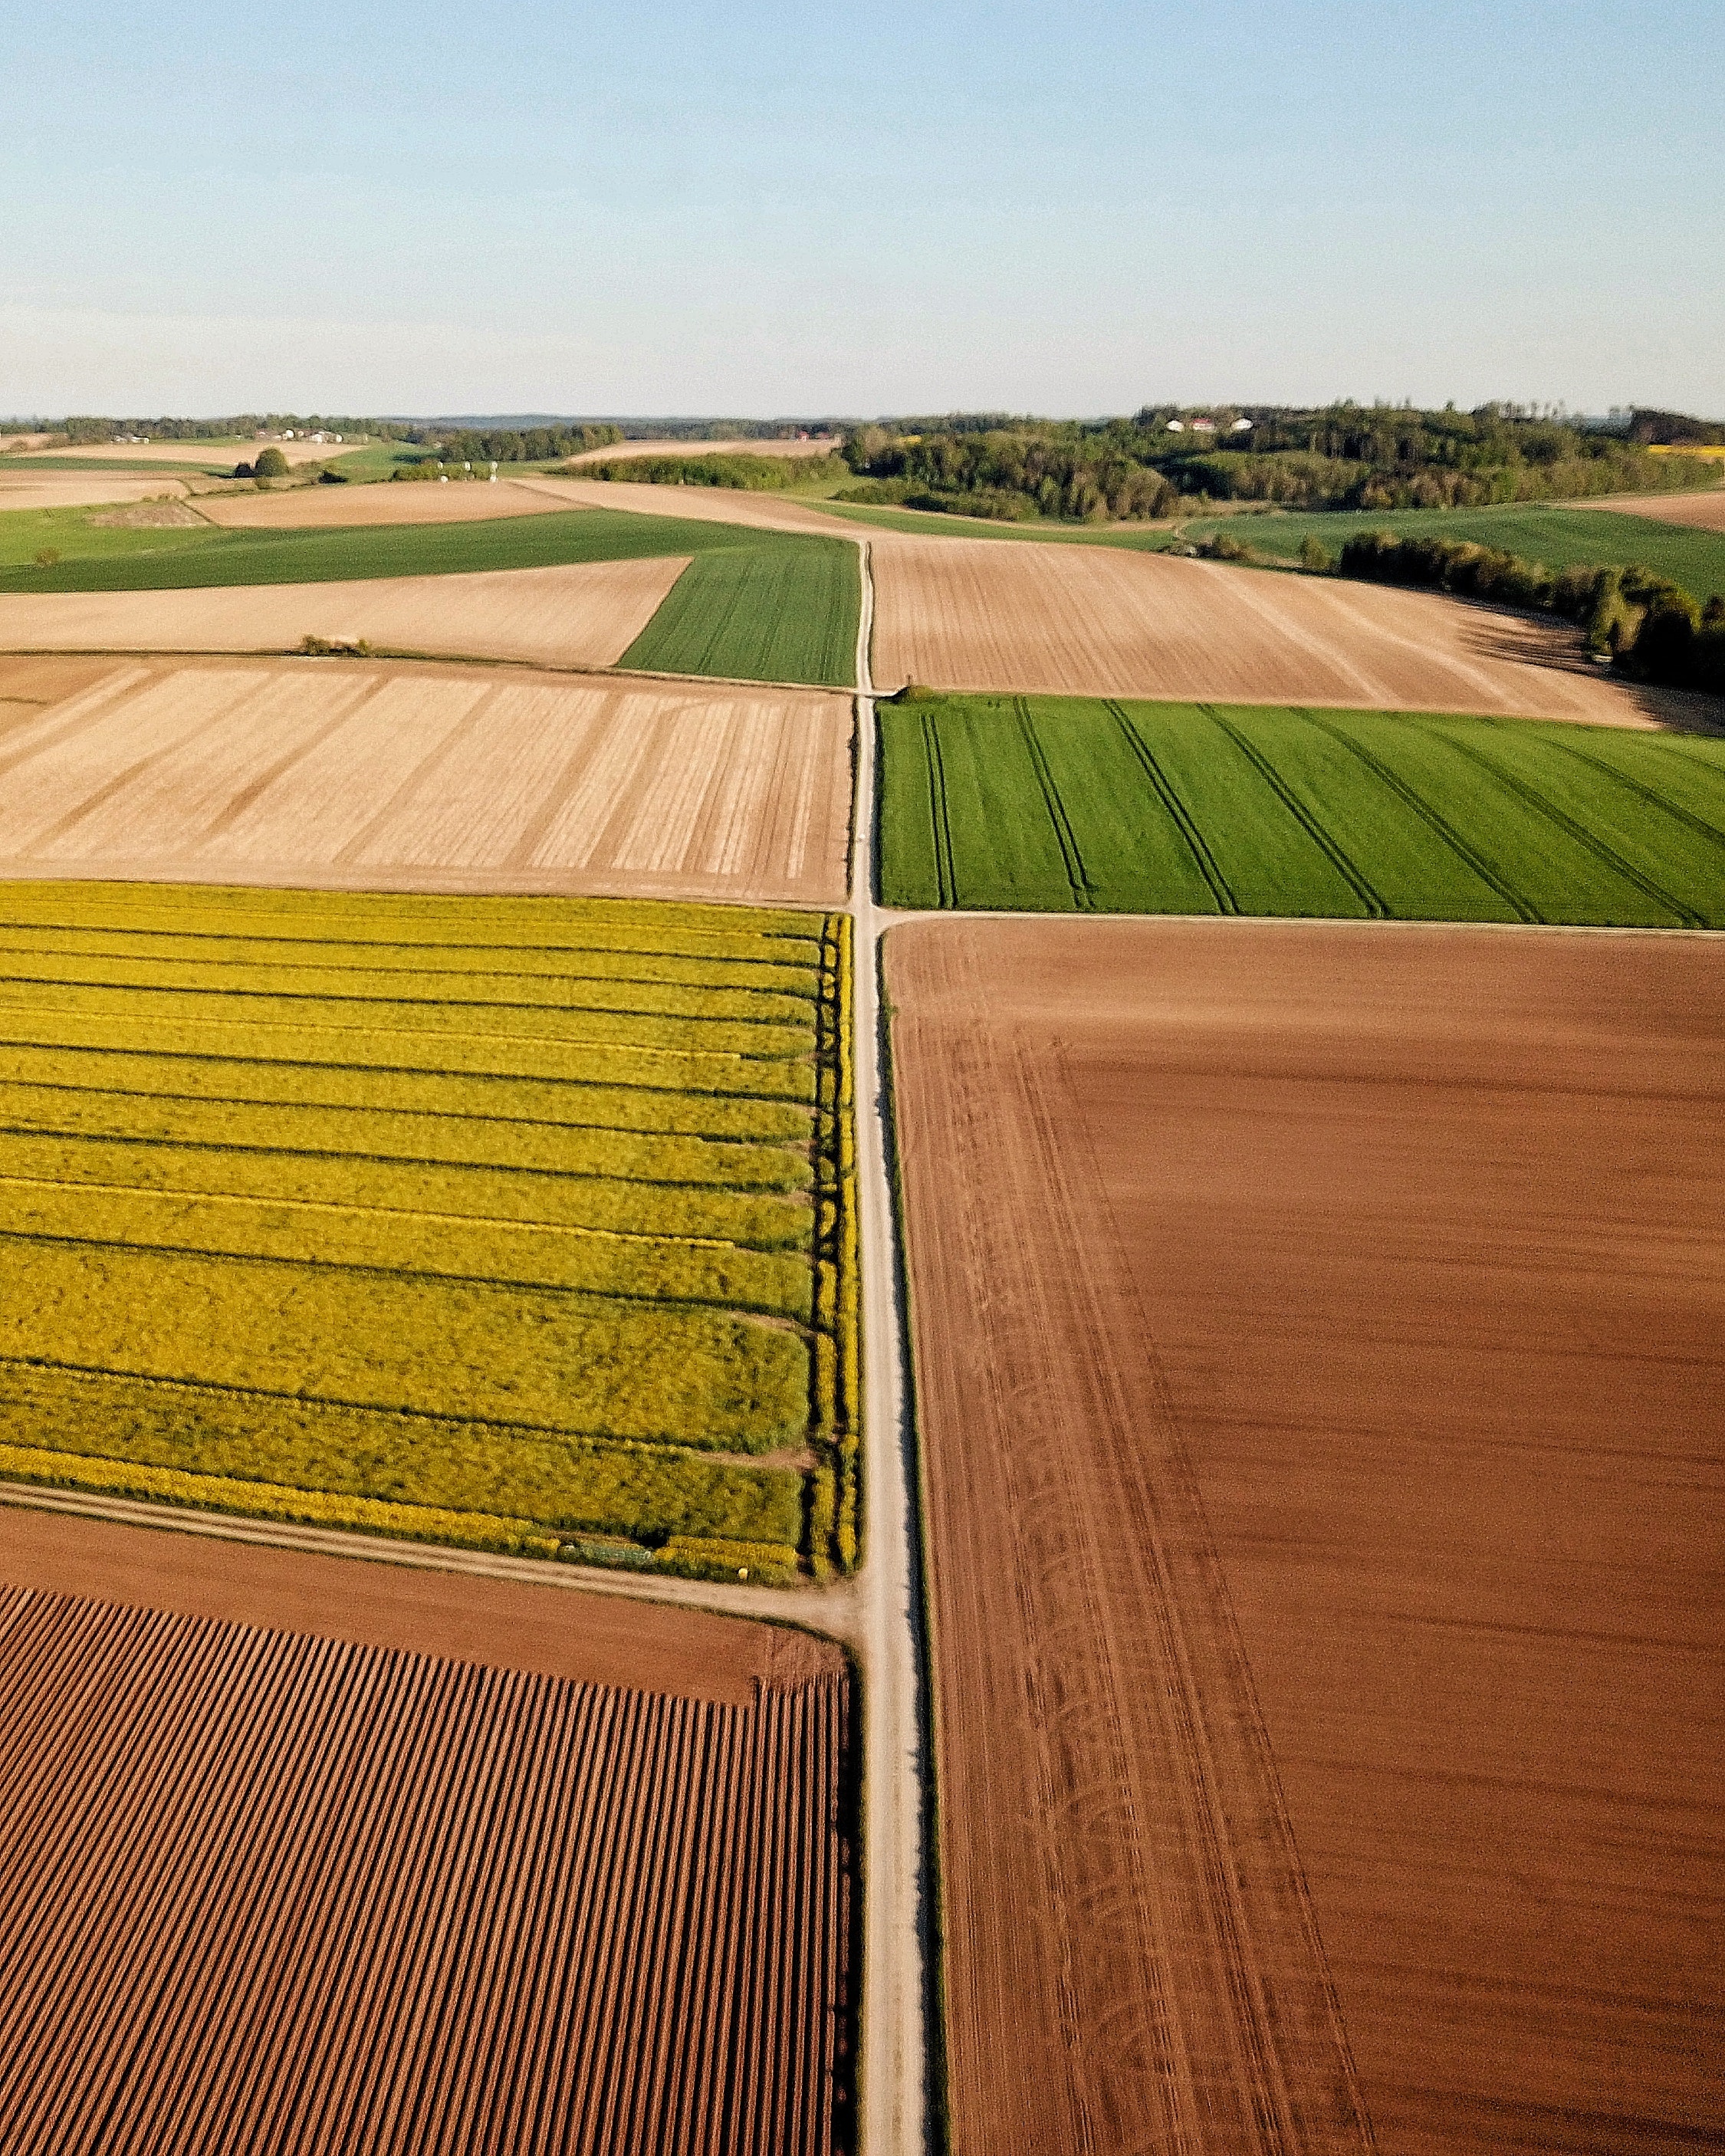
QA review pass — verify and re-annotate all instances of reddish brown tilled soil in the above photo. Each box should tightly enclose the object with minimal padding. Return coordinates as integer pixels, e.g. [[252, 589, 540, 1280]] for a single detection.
[[0, 1509, 856, 2154], [886, 917, 1725, 2156]]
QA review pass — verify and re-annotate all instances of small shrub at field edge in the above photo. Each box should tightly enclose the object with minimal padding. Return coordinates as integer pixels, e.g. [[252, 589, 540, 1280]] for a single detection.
[[297, 633, 373, 656], [33, 547, 61, 567], [251, 445, 289, 479]]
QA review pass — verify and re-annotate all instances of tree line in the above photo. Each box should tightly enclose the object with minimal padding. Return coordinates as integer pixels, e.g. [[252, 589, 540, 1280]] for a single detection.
[[839, 404, 1723, 523], [1334, 531, 1725, 696]]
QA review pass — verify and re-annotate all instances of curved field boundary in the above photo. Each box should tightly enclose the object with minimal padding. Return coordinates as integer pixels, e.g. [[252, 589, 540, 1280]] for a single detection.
[[1292, 708, 1538, 922], [0, 1580, 856, 2156], [1104, 700, 1239, 912], [1198, 704, 1388, 916]]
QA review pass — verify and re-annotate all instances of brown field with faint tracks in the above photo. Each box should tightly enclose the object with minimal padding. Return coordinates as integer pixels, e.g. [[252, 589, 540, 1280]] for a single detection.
[[567, 435, 840, 464], [28, 438, 345, 468], [870, 537, 1674, 722], [0, 656, 853, 903], [198, 478, 570, 527], [1592, 486, 1725, 530], [0, 555, 687, 669], [887, 915, 1725, 2156], [524, 473, 859, 537], [0, 1507, 854, 2156], [0, 473, 195, 512]]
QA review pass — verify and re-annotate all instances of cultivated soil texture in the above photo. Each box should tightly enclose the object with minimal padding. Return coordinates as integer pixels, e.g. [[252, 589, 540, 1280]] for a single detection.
[[525, 474, 859, 540], [0, 658, 853, 903], [886, 916, 1725, 2156], [0, 556, 688, 669], [567, 437, 840, 465], [869, 536, 1671, 721], [1592, 485, 1725, 531], [198, 478, 571, 527], [0, 473, 194, 513], [0, 1506, 855, 2155]]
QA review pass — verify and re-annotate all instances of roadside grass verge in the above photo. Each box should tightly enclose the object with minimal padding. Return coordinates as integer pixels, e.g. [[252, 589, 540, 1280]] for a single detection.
[[0, 882, 857, 1576], [879, 693, 1725, 925]]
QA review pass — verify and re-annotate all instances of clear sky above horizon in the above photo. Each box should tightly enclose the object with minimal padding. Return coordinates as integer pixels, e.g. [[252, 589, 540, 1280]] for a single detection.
[[2, 0, 1720, 420]]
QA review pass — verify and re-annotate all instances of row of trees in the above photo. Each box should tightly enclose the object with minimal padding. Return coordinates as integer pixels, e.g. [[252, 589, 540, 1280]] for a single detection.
[[840, 405, 1723, 522], [1335, 531, 1725, 695], [418, 422, 623, 464], [61, 415, 404, 445], [581, 452, 846, 491]]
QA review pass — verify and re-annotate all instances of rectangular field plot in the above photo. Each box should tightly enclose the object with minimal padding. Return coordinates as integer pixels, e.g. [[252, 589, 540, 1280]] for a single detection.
[[0, 882, 859, 1580], [0, 1517, 856, 2156], [0, 658, 854, 908], [887, 916, 1725, 2155], [879, 693, 1725, 925]]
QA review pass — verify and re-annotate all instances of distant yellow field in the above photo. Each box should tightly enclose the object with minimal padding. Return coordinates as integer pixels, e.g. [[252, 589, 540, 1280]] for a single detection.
[[1648, 442, 1725, 461]]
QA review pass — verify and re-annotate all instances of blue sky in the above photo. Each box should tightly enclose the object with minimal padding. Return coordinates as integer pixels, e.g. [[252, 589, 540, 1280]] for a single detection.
[[2, 0, 1720, 417]]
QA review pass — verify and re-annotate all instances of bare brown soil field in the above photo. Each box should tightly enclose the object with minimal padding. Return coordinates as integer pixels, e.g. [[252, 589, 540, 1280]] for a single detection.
[[870, 537, 1673, 723], [524, 472, 859, 538], [199, 478, 570, 527], [887, 916, 1725, 2156], [1592, 487, 1725, 530], [0, 1507, 854, 2154], [0, 655, 853, 904], [0, 473, 193, 512], [567, 436, 840, 465], [0, 554, 688, 669]]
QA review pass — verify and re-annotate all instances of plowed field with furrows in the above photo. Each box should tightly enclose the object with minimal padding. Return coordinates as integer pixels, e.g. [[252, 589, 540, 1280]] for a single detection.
[[0, 658, 853, 907], [0, 1584, 854, 2156], [887, 916, 1725, 2156], [868, 534, 1674, 719], [0, 882, 860, 1582], [880, 693, 1725, 924]]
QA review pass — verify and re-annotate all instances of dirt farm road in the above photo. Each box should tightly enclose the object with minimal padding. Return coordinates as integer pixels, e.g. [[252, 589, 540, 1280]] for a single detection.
[[0, 530, 938, 2156]]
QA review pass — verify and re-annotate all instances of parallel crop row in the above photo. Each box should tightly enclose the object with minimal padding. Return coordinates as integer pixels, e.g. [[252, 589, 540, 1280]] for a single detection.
[[0, 883, 853, 1578], [879, 694, 1725, 925]]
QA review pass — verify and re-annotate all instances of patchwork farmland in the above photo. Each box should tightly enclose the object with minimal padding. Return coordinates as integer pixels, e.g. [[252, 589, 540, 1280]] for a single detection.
[[0, 659, 854, 906], [885, 915, 1725, 2154], [0, 880, 859, 1582], [879, 692, 1725, 924], [0, 1509, 856, 2156], [866, 534, 1679, 717], [0, 504, 862, 687]]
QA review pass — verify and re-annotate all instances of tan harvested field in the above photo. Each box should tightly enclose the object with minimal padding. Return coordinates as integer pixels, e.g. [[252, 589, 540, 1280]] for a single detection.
[[0, 1507, 854, 2156], [888, 916, 1725, 2156], [871, 536, 1674, 722], [31, 437, 348, 468], [1592, 486, 1725, 530], [0, 472, 193, 512], [0, 554, 688, 669], [198, 477, 570, 527], [0, 656, 853, 904], [524, 472, 859, 537], [567, 435, 840, 464]]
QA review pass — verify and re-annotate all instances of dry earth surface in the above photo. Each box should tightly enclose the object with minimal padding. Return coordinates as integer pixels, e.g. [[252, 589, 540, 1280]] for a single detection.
[[523, 474, 858, 539], [197, 479, 571, 528], [0, 555, 688, 669], [0, 473, 194, 512], [0, 656, 853, 904], [1590, 487, 1725, 531], [886, 915, 1725, 2156], [0, 1506, 854, 2155], [567, 437, 840, 465], [870, 537, 1677, 722]]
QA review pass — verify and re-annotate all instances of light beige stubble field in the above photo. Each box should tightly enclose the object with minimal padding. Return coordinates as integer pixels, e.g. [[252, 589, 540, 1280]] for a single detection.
[[0, 556, 688, 670], [0, 657, 853, 906], [869, 536, 1678, 724]]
